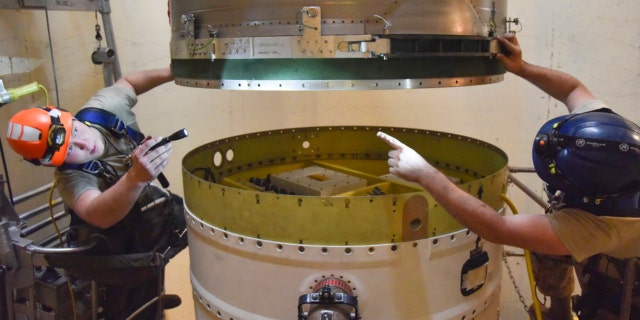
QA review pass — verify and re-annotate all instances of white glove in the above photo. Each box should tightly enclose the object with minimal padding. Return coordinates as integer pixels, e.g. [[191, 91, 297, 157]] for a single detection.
[[377, 131, 436, 184]]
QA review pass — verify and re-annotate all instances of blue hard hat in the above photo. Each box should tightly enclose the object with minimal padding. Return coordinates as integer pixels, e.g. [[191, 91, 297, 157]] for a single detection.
[[532, 108, 640, 198]]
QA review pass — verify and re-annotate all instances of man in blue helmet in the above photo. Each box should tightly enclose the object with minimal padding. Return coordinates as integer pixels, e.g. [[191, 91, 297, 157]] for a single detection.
[[378, 33, 640, 320]]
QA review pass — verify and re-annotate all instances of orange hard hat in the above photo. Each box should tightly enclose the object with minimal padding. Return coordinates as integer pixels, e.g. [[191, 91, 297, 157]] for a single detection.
[[6, 106, 73, 166]]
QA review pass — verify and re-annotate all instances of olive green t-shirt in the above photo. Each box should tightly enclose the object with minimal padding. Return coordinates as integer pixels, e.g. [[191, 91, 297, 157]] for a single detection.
[[547, 208, 640, 262]]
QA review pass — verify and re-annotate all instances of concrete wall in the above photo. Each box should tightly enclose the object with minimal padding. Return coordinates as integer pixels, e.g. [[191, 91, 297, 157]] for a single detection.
[[0, 0, 638, 318]]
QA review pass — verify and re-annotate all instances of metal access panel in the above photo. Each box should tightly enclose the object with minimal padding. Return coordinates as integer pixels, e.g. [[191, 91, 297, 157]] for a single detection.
[[270, 166, 368, 196]]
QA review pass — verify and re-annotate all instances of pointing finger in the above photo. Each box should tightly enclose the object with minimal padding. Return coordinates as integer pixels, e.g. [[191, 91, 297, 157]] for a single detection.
[[377, 131, 406, 149]]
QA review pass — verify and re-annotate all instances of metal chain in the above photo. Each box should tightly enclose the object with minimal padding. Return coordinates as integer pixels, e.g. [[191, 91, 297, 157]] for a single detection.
[[502, 254, 530, 313]]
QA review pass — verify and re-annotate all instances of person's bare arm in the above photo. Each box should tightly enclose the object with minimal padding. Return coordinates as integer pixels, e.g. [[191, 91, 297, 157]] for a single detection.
[[377, 131, 570, 255], [71, 137, 172, 228], [495, 33, 596, 113], [115, 67, 174, 96]]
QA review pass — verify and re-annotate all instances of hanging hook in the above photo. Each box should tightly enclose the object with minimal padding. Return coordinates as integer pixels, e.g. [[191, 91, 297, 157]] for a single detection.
[[95, 24, 103, 43]]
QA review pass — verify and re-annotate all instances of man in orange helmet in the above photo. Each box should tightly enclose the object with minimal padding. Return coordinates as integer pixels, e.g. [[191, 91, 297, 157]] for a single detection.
[[6, 67, 187, 319], [8, 68, 176, 229]]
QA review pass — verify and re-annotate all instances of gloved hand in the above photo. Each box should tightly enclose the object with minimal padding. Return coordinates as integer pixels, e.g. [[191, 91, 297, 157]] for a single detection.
[[377, 131, 437, 185], [129, 136, 173, 184]]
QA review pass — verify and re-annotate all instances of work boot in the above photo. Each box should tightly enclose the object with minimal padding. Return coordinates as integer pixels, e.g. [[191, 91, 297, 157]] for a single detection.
[[528, 303, 548, 320], [161, 294, 182, 310], [528, 297, 575, 320]]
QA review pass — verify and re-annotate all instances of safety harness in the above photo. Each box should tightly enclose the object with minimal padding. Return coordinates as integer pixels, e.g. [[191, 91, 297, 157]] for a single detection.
[[544, 189, 640, 319], [569, 194, 640, 320], [58, 107, 142, 182], [60, 107, 169, 187], [573, 255, 640, 320]]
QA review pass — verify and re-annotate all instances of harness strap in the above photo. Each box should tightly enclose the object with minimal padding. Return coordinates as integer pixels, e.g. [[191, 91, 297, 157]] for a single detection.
[[61, 108, 170, 187], [59, 160, 117, 183], [60, 108, 143, 179], [555, 190, 640, 217], [574, 254, 640, 319], [76, 108, 145, 143]]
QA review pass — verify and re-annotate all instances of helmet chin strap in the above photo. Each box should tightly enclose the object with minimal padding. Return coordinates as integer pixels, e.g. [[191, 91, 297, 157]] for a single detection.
[[550, 188, 640, 218]]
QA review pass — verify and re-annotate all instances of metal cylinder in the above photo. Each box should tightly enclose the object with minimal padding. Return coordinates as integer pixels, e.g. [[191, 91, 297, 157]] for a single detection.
[[169, 0, 509, 90], [182, 126, 509, 319]]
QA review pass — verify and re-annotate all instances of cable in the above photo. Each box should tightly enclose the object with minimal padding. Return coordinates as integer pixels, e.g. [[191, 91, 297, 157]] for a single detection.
[[44, 6, 61, 107], [39, 84, 50, 105], [501, 194, 542, 320], [48, 180, 63, 241]]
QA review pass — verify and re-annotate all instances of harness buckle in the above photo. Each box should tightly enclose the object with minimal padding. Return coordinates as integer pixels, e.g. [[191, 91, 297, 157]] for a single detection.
[[82, 160, 104, 174], [82, 160, 116, 183], [109, 117, 128, 137]]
